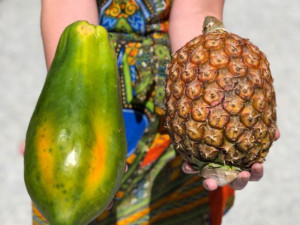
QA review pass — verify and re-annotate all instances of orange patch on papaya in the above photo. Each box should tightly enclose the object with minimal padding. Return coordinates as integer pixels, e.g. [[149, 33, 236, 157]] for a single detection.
[[85, 133, 107, 191], [36, 122, 54, 185]]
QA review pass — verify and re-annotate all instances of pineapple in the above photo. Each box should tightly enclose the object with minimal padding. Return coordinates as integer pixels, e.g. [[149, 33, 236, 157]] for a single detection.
[[165, 16, 277, 185]]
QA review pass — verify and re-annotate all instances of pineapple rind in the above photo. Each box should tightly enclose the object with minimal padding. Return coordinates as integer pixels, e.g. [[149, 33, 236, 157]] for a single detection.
[[165, 30, 277, 172]]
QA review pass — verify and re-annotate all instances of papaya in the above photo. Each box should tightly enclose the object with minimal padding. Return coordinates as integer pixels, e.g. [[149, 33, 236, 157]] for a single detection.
[[24, 21, 127, 225]]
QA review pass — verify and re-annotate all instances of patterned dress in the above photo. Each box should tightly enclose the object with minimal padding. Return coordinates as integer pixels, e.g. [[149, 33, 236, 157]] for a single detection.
[[32, 1, 235, 224]]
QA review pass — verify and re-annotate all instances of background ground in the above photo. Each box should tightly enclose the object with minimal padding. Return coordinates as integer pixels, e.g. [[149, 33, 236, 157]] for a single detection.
[[0, 0, 299, 224]]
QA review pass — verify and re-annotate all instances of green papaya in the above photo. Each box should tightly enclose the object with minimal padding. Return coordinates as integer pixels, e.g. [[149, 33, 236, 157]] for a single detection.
[[24, 21, 127, 225]]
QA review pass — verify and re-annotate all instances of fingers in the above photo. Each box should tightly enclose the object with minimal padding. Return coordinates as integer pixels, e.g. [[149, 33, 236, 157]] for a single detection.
[[202, 178, 218, 191], [19, 141, 25, 155], [181, 162, 199, 174], [182, 162, 264, 191], [229, 171, 251, 190], [230, 163, 263, 190], [181, 162, 217, 191], [249, 163, 264, 181], [124, 164, 128, 172], [182, 161, 251, 191], [274, 128, 280, 141]]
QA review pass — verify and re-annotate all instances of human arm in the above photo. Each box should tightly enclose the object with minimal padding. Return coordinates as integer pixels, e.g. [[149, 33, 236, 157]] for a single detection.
[[41, 0, 99, 69], [168, 0, 225, 54]]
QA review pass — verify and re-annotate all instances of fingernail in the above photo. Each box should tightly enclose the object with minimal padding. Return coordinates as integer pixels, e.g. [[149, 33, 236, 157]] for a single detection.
[[241, 174, 250, 182], [203, 182, 211, 191], [182, 163, 191, 172], [275, 129, 280, 140], [253, 165, 262, 174], [254, 168, 260, 174], [242, 177, 249, 182], [185, 163, 192, 170]]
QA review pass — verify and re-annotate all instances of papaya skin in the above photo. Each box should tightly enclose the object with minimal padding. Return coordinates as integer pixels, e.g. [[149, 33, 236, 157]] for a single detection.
[[24, 21, 127, 225]]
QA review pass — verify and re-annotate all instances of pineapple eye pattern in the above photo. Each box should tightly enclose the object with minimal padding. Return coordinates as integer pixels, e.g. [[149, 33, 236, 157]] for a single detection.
[[165, 30, 277, 169]]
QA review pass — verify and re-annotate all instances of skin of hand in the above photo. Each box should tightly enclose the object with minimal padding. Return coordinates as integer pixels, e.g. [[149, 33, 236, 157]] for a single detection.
[[182, 129, 280, 191]]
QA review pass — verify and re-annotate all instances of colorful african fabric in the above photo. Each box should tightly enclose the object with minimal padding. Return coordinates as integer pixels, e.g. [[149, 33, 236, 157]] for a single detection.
[[32, 1, 235, 224]]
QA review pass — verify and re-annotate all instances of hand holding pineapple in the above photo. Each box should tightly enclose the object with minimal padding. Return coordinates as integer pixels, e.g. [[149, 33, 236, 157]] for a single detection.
[[182, 162, 262, 190], [166, 15, 278, 190], [183, 129, 279, 191], [178, 105, 279, 192]]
